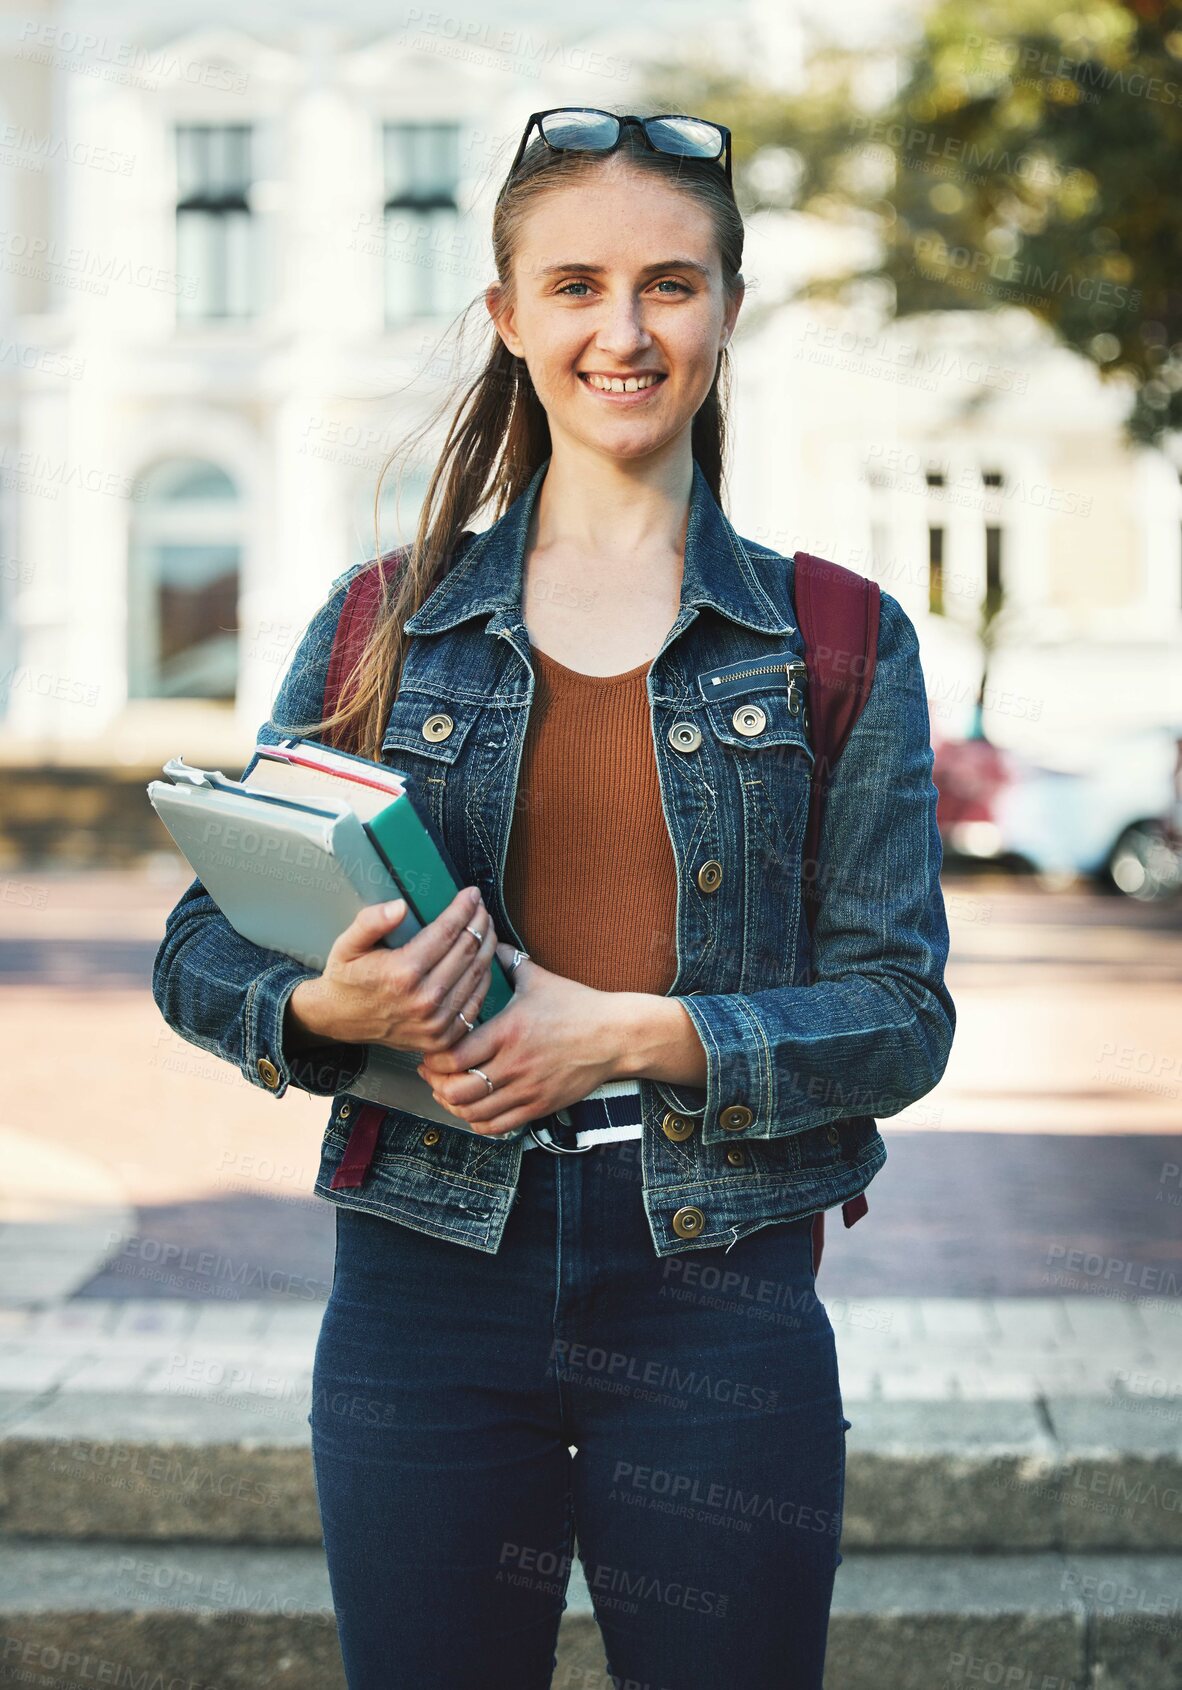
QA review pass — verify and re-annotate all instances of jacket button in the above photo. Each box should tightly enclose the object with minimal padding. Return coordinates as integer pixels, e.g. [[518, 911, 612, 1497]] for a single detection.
[[422, 713, 454, 743], [339, 1102, 351, 1119], [731, 703, 767, 737], [697, 859, 723, 894], [672, 1206, 706, 1239], [668, 720, 703, 753], [725, 1147, 747, 1167], [826, 1124, 841, 1145], [422, 1128, 441, 1146], [256, 1057, 281, 1089], [661, 1111, 695, 1141], [720, 1103, 753, 1132]]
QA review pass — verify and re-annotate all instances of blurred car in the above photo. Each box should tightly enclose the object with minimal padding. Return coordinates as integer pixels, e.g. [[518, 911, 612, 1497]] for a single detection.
[[933, 725, 1182, 901]]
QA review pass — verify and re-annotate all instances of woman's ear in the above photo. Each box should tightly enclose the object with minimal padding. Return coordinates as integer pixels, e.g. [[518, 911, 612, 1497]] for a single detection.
[[722, 276, 745, 348], [485, 284, 523, 358]]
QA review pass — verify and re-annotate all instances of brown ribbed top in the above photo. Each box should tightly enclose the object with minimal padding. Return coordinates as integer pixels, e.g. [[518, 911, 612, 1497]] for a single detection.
[[502, 644, 679, 995]]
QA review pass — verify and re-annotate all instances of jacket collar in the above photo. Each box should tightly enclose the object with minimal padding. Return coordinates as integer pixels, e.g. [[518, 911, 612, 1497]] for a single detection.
[[402, 455, 793, 638]]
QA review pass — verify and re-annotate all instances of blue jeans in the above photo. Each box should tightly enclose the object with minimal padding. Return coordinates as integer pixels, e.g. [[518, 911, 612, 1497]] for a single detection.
[[309, 1136, 850, 1689]]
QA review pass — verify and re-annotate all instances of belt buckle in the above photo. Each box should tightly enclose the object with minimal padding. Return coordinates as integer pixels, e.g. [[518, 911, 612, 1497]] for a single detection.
[[527, 1104, 598, 1155]]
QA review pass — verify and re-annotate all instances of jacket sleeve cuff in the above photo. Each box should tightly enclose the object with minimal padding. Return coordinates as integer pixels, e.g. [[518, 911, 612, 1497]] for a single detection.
[[244, 960, 366, 1099], [669, 993, 777, 1146]]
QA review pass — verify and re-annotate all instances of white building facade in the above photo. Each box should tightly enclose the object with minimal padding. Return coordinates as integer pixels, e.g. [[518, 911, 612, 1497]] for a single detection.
[[1, 5, 1179, 773]]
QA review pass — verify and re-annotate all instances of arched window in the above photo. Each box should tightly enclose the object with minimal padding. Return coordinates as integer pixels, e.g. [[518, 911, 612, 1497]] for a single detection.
[[128, 458, 241, 699]]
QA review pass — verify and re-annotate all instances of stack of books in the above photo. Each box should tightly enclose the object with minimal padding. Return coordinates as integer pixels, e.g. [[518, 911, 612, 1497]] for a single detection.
[[147, 738, 516, 1130]]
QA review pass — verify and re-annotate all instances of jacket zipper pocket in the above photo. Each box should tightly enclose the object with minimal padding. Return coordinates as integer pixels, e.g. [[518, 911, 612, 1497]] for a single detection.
[[702, 659, 809, 725]]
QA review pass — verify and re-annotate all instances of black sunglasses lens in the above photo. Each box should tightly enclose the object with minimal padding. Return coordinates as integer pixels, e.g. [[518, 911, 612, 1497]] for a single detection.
[[518, 110, 727, 182], [645, 116, 725, 160], [538, 110, 620, 152]]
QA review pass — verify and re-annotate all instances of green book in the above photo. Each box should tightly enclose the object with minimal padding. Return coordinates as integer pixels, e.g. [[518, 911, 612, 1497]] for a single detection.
[[247, 737, 514, 1016]]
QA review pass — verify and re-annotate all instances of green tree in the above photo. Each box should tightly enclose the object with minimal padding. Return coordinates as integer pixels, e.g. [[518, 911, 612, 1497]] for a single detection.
[[647, 0, 1182, 446]]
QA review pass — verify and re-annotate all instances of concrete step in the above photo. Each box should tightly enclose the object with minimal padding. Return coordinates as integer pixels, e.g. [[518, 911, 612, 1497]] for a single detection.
[[2, 1389, 1179, 1552], [0, 1540, 1178, 1689], [0, 762, 179, 867]]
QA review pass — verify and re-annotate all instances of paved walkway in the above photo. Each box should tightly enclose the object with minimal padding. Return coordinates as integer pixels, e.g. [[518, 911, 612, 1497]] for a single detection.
[[0, 1128, 135, 1307], [1, 1294, 1175, 1403], [0, 868, 1178, 1305]]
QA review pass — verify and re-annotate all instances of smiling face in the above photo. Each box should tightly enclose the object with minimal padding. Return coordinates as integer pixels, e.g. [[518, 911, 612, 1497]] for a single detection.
[[487, 162, 743, 464]]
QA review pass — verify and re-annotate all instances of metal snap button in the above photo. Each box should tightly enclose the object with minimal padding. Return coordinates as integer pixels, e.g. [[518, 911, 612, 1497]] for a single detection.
[[826, 1124, 842, 1145], [422, 1128, 441, 1146], [732, 703, 767, 737], [720, 1103, 753, 1132], [339, 1102, 351, 1119], [668, 720, 703, 753], [696, 859, 723, 894], [725, 1147, 747, 1167], [660, 1111, 695, 1141], [256, 1057, 281, 1089], [672, 1206, 706, 1239], [422, 713, 455, 743]]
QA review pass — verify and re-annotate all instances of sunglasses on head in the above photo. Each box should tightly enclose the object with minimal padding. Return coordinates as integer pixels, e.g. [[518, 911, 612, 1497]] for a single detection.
[[505, 107, 732, 188]]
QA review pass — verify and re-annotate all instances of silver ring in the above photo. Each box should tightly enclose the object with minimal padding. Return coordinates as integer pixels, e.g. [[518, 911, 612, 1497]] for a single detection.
[[456, 1009, 476, 1033], [465, 923, 484, 945], [508, 948, 530, 977], [467, 1066, 494, 1094]]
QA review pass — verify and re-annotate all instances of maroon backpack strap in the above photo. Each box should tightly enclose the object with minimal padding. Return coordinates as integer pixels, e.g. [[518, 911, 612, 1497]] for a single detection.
[[322, 546, 410, 749], [792, 552, 882, 1273], [323, 534, 482, 1190], [329, 1102, 389, 1191], [319, 547, 409, 1192], [794, 551, 881, 937]]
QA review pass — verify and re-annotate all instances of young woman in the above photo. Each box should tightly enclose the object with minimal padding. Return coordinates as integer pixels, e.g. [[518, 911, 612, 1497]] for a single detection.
[[153, 107, 955, 1690]]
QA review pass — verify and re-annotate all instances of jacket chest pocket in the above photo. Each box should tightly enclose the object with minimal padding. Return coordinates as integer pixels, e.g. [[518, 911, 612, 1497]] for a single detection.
[[701, 691, 815, 869], [381, 693, 479, 841]]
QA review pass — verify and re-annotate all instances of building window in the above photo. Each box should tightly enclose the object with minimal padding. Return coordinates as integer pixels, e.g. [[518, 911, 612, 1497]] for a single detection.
[[985, 525, 1003, 617], [921, 462, 945, 614], [383, 123, 465, 323], [928, 525, 945, 615], [128, 459, 241, 700], [982, 469, 1005, 616], [176, 125, 254, 321]]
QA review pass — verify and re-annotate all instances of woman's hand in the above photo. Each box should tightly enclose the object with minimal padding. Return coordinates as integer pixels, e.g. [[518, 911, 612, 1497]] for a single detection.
[[286, 885, 500, 1054], [415, 945, 627, 1136]]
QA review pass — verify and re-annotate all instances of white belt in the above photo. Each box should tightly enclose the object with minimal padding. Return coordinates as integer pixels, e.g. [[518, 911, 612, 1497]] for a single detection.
[[523, 1079, 644, 1153]]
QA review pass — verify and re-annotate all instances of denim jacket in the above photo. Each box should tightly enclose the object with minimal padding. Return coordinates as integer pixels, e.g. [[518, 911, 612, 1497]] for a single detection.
[[152, 455, 955, 1259]]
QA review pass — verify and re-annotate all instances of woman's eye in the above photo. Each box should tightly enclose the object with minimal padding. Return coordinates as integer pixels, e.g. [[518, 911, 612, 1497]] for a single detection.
[[555, 279, 691, 297]]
